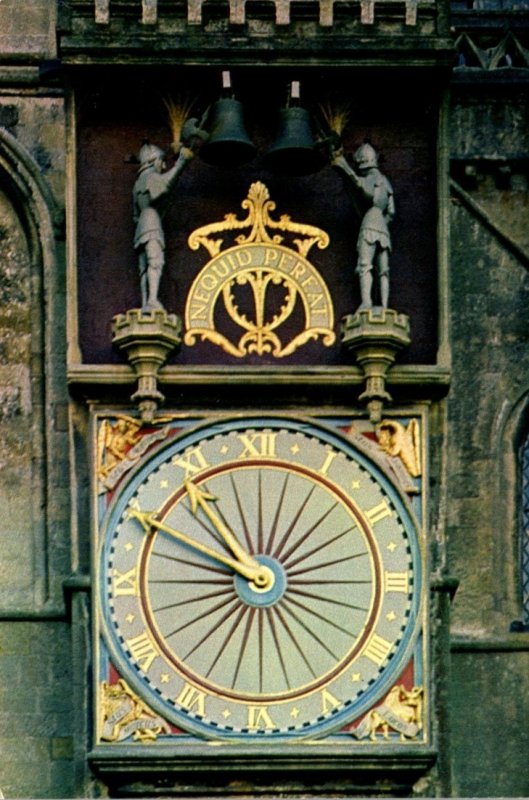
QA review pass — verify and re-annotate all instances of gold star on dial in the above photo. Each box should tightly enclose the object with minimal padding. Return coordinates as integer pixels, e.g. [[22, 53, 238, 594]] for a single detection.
[[290, 707, 300, 718], [387, 541, 397, 552], [386, 611, 397, 622], [351, 672, 362, 682], [160, 673, 170, 684], [351, 480, 360, 490], [160, 479, 168, 489], [222, 709, 231, 719], [291, 444, 300, 455], [125, 613, 135, 624]]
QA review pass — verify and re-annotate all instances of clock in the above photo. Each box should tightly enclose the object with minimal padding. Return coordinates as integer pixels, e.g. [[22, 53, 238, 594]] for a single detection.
[[97, 415, 423, 742]]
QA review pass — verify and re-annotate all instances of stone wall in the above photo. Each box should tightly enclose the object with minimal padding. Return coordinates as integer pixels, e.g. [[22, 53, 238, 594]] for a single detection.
[[0, 622, 75, 798], [0, 0, 55, 63], [447, 85, 529, 796], [0, 3, 75, 797]]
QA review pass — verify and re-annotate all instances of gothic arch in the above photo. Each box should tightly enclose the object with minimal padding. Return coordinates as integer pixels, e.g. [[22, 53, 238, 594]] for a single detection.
[[493, 390, 529, 628], [0, 127, 61, 252], [0, 127, 66, 612]]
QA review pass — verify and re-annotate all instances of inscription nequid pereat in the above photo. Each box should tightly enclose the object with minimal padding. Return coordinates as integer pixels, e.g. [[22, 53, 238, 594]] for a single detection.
[[186, 242, 332, 324]]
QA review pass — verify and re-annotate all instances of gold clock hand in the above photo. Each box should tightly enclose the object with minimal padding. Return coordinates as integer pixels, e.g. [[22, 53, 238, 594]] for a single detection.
[[129, 509, 271, 588], [185, 479, 259, 569]]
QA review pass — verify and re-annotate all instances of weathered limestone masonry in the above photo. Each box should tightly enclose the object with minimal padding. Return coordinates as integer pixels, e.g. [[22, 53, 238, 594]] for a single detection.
[[0, 2, 76, 797], [447, 47, 529, 793], [0, 0, 528, 797]]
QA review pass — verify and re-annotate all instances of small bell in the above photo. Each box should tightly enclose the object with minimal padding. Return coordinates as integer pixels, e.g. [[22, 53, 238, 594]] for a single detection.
[[200, 71, 256, 167], [264, 82, 326, 177]]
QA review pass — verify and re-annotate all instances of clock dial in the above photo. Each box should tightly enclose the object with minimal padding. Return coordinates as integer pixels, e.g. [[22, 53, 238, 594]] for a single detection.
[[98, 416, 422, 741]]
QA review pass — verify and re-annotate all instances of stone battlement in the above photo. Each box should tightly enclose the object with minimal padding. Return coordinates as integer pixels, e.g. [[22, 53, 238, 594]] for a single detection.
[[92, 0, 434, 27]]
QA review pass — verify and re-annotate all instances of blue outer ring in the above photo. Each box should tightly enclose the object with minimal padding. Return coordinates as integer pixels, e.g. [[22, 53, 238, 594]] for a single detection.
[[98, 414, 423, 742]]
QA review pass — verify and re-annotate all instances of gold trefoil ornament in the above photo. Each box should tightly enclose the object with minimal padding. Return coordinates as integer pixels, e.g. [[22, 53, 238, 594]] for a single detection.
[[184, 182, 335, 358]]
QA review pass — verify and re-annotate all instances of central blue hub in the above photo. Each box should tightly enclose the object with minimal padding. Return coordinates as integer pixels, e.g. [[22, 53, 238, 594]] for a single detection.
[[234, 555, 287, 607]]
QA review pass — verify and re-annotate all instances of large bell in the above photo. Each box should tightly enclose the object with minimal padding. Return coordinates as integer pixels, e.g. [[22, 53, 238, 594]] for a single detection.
[[264, 106, 326, 177], [200, 97, 257, 167]]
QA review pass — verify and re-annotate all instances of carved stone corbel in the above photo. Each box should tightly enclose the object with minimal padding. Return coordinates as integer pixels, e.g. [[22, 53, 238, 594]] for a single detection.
[[341, 307, 411, 423], [112, 309, 181, 423]]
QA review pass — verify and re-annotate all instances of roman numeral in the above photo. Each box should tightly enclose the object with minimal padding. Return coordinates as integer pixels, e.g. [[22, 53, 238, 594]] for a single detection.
[[112, 566, 138, 596], [363, 633, 393, 666], [176, 682, 207, 716], [237, 432, 277, 459], [321, 687, 341, 713], [384, 571, 409, 593], [125, 630, 158, 672], [173, 446, 209, 478], [365, 500, 393, 525], [318, 450, 338, 476], [247, 705, 275, 730]]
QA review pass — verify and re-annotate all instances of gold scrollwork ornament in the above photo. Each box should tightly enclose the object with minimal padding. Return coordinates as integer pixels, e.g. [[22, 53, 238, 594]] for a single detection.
[[97, 416, 142, 482], [97, 417, 172, 494], [100, 679, 171, 743], [376, 418, 421, 478], [375, 418, 421, 494], [352, 685, 423, 742], [184, 182, 336, 358]]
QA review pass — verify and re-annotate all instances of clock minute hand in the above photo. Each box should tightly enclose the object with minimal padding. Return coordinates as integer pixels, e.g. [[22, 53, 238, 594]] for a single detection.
[[185, 479, 260, 570], [129, 509, 268, 586]]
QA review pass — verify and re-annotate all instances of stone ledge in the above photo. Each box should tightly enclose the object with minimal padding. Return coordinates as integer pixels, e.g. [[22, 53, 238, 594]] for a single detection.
[[451, 634, 529, 652], [89, 743, 437, 796], [68, 362, 451, 388]]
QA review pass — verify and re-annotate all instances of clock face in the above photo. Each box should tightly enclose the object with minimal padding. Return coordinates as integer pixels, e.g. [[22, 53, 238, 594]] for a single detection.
[[98, 416, 422, 741]]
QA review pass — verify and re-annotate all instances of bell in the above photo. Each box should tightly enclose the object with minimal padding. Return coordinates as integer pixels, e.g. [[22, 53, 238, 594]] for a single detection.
[[264, 106, 326, 177], [200, 97, 257, 167]]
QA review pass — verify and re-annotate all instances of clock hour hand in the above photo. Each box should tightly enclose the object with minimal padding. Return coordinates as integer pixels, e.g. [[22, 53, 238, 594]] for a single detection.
[[129, 509, 270, 588], [185, 479, 260, 570]]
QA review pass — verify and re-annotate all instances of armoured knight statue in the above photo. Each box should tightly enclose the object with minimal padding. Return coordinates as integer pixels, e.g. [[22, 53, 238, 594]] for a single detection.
[[333, 143, 395, 311], [133, 141, 194, 312]]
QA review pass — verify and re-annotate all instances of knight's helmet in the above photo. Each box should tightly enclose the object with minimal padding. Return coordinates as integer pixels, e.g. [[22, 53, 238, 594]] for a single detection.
[[138, 141, 165, 170], [354, 143, 378, 170]]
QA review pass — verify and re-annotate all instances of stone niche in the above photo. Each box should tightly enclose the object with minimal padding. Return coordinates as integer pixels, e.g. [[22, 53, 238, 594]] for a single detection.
[[74, 68, 441, 369], [0, 189, 44, 608]]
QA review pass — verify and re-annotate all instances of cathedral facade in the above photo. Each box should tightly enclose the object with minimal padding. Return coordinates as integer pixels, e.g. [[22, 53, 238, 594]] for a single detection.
[[0, 1, 528, 796]]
